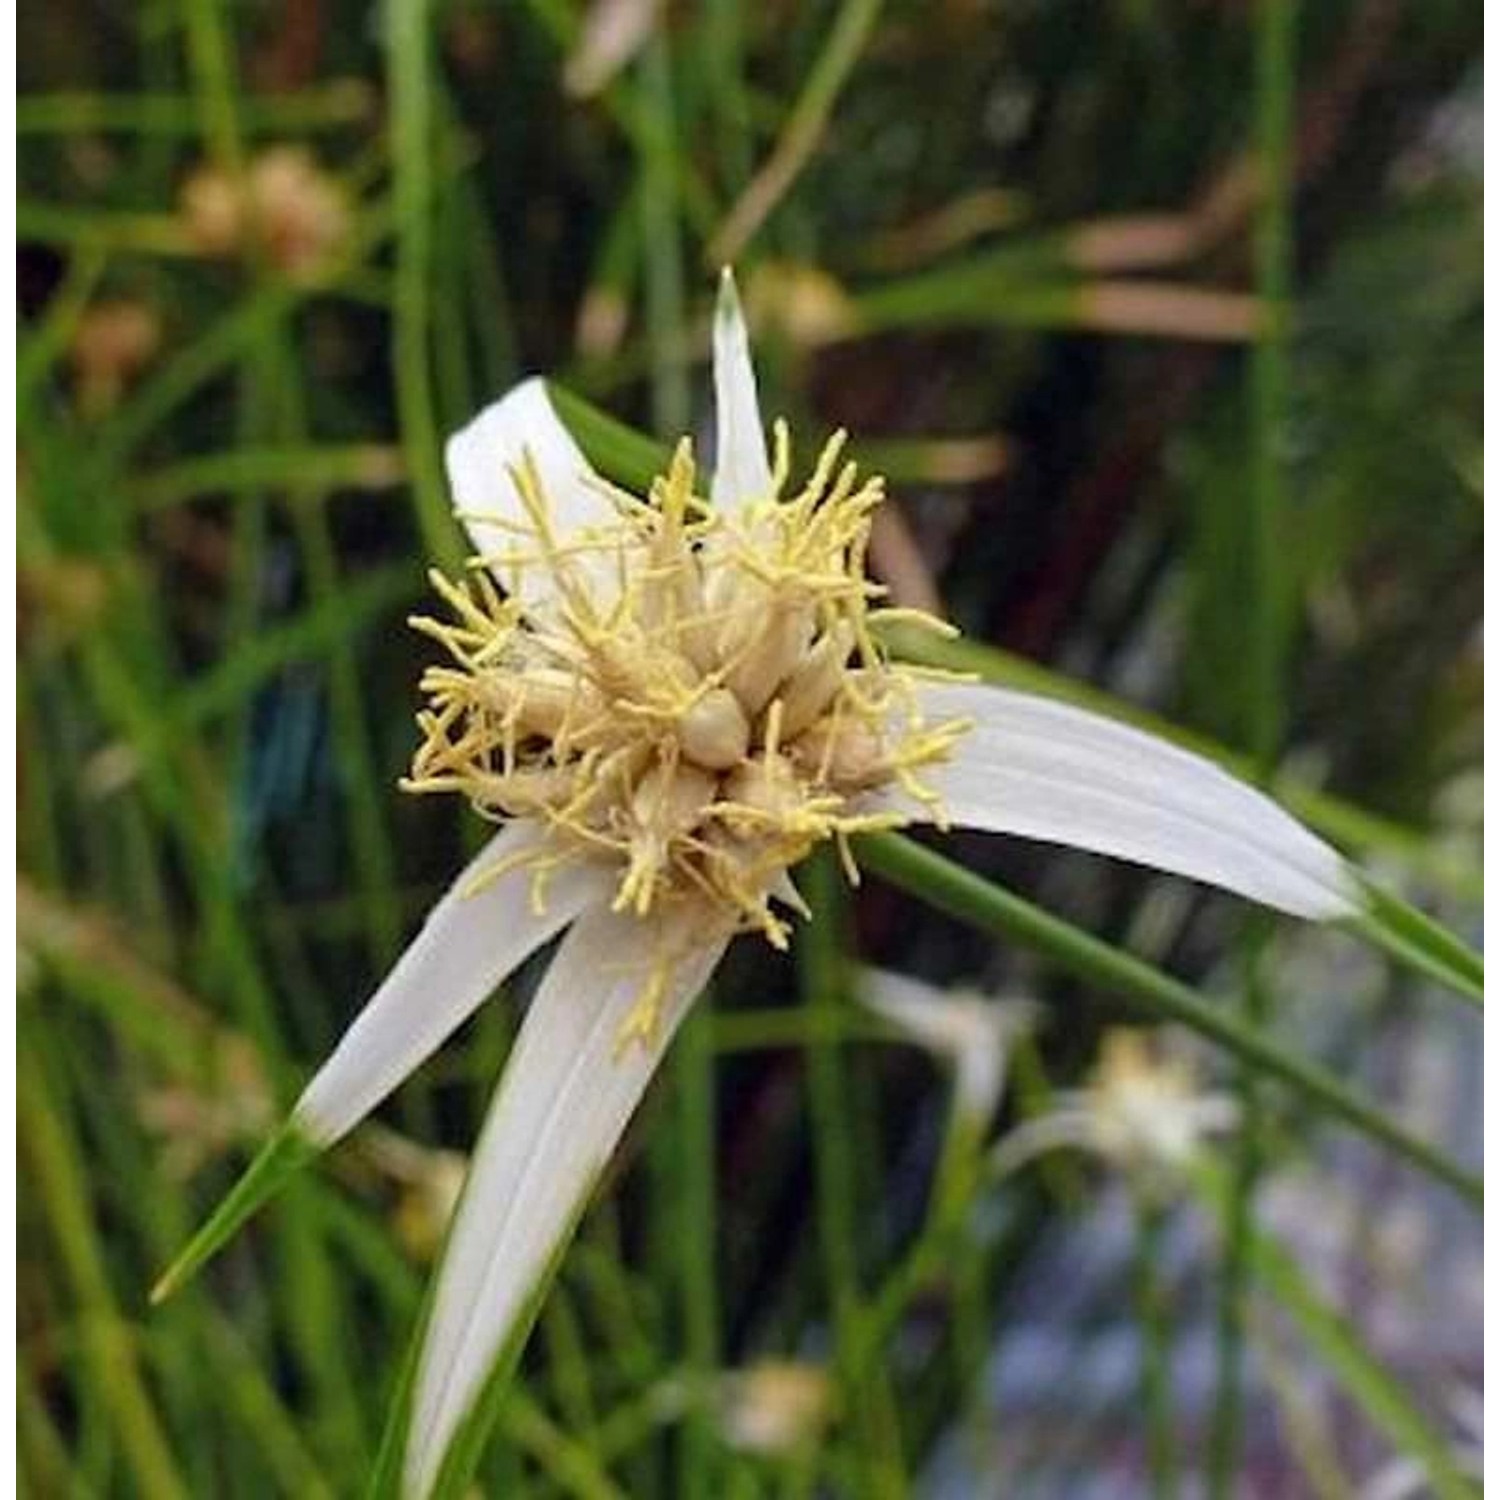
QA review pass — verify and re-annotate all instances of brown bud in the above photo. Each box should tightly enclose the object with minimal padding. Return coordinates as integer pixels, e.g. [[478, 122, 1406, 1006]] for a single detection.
[[791, 717, 888, 789]]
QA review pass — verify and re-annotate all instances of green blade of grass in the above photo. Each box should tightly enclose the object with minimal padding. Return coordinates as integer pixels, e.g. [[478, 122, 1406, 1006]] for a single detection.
[[708, 0, 885, 264], [1192, 1163, 1478, 1500], [798, 849, 909, 1499], [1353, 882, 1483, 1005], [149, 1124, 319, 1304], [126, 444, 406, 512], [388, 0, 464, 572], [20, 1057, 189, 1500], [17, 83, 375, 134]]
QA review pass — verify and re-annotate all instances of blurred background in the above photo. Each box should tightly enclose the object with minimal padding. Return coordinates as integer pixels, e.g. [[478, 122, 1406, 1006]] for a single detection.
[[17, 2, 1481, 1496]]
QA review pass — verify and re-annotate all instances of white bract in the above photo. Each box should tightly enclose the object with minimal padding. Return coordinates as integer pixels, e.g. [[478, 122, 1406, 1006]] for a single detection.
[[159, 271, 1361, 1498]]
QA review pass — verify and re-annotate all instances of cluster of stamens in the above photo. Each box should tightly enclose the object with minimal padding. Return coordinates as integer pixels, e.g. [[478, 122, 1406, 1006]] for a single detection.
[[406, 425, 969, 995]]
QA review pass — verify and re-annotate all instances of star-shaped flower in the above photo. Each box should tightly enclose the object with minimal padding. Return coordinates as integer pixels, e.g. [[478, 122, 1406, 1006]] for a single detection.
[[154, 270, 1357, 1497]]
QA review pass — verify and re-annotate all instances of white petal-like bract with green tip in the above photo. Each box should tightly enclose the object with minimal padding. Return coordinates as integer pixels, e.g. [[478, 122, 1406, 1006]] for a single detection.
[[404, 905, 731, 1498], [294, 825, 608, 1147], [879, 682, 1359, 921]]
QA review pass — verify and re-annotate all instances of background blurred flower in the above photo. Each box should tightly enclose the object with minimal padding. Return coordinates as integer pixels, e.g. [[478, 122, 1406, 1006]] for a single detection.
[[990, 1028, 1238, 1200], [69, 299, 161, 418], [180, 146, 350, 282], [716, 1361, 834, 1457], [857, 964, 1038, 1130]]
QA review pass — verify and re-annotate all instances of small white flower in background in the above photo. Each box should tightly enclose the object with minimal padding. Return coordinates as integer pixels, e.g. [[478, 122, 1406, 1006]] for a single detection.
[[989, 1028, 1238, 1198], [857, 966, 1039, 1129], [562, 0, 662, 99], [716, 1361, 834, 1458], [154, 269, 1358, 1497]]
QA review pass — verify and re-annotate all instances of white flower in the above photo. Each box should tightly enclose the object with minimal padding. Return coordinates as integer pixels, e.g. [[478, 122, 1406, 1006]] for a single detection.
[[989, 1028, 1239, 1196], [154, 269, 1359, 1497], [716, 1360, 834, 1457], [857, 966, 1038, 1129]]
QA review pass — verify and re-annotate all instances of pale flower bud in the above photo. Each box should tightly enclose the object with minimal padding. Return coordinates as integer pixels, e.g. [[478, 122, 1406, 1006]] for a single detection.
[[776, 622, 854, 739], [679, 687, 751, 770], [721, 752, 802, 821], [476, 667, 602, 739], [721, 595, 815, 716]]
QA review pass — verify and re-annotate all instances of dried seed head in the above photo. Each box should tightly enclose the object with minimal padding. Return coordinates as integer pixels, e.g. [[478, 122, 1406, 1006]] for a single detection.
[[180, 146, 350, 282], [407, 431, 969, 945]]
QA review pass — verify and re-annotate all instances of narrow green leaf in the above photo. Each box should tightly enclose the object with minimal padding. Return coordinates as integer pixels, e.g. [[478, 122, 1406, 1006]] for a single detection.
[[388, 0, 464, 573], [21, 1060, 189, 1500], [549, 381, 671, 492], [16, 83, 374, 135], [1353, 882, 1483, 1006], [150, 1124, 319, 1304]]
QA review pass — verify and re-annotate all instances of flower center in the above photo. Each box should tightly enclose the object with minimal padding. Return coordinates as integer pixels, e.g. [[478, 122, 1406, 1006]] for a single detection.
[[406, 427, 969, 951]]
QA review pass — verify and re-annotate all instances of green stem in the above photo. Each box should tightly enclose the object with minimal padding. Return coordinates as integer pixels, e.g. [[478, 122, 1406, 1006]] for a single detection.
[[388, 0, 463, 571], [676, 1005, 721, 1494], [16, 83, 374, 135], [708, 0, 886, 263], [1133, 1199, 1178, 1499], [20, 1055, 188, 1500], [1353, 882, 1483, 1006], [638, 31, 690, 437], [1213, 3, 1296, 1481], [798, 851, 908, 1499]]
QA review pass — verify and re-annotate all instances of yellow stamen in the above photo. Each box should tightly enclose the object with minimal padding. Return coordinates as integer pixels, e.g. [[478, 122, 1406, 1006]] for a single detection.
[[408, 429, 971, 953]]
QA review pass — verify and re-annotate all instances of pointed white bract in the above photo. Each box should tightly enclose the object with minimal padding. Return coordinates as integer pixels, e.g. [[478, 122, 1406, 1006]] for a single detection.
[[710, 268, 773, 510], [405, 906, 730, 1497], [294, 826, 608, 1147], [876, 682, 1359, 921], [444, 377, 613, 611]]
